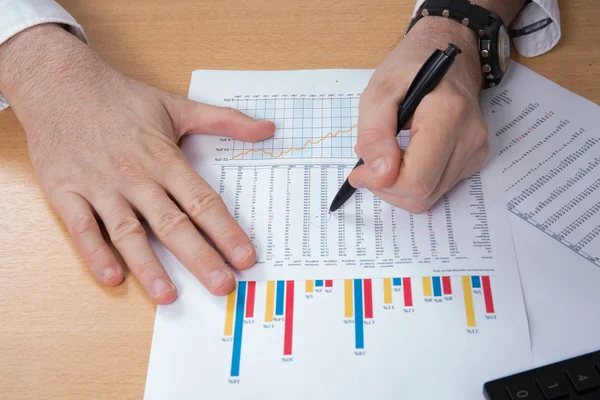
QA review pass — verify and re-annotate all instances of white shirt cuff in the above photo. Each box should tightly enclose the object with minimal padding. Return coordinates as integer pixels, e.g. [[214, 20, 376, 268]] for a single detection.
[[0, 0, 87, 111], [411, 0, 561, 58], [510, 0, 561, 57]]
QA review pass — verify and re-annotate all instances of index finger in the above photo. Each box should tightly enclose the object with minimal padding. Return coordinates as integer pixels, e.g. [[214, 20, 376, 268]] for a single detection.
[[162, 161, 256, 271], [348, 82, 404, 189]]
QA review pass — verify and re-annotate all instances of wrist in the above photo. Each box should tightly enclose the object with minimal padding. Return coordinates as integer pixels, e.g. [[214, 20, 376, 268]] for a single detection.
[[0, 24, 112, 125], [405, 17, 482, 95]]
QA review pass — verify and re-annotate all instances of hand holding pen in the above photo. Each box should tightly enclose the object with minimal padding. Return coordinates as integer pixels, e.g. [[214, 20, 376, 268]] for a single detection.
[[331, 26, 489, 214]]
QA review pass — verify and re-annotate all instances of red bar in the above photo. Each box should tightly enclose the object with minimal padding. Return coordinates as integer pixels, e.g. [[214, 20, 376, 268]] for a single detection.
[[442, 276, 452, 295], [283, 280, 295, 355], [403, 277, 413, 307], [245, 281, 256, 318], [482, 276, 495, 313], [363, 279, 373, 319], [325, 280, 333, 287]]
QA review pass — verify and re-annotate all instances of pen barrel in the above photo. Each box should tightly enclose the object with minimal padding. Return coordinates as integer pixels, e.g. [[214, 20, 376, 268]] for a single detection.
[[329, 44, 460, 213], [396, 44, 460, 134]]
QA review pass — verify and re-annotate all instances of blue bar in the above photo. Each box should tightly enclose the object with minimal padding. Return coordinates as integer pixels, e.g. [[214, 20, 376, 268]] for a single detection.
[[275, 280, 285, 315], [432, 276, 442, 297], [353, 279, 364, 349], [392, 277, 402, 286], [230, 281, 247, 377], [315, 280, 324, 287], [471, 276, 481, 289]]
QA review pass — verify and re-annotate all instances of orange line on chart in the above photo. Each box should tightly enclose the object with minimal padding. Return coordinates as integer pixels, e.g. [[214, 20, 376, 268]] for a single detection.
[[231, 124, 358, 159]]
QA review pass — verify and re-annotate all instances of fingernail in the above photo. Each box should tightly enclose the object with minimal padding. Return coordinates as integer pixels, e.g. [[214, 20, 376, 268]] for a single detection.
[[152, 278, 174, 298], [209, 269, 231, 290], [370, 157, 389, 177], [103, 267, 118, 282], [232, 245, 252, 265]]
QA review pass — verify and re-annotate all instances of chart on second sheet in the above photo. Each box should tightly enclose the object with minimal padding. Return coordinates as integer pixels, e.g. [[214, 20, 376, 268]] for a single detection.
[[482, 63, 600, 267]]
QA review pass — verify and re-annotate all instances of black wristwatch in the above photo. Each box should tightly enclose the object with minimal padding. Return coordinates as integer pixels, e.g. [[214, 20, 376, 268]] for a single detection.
[[404, 0, 510, 89]]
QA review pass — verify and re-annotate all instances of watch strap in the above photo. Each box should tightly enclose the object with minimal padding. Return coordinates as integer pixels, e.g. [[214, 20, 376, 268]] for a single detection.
[[405, 0, 507, 89], [406, 0, 494, 36]]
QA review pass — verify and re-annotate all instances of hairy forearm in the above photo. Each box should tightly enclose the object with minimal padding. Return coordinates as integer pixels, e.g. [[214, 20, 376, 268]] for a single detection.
[[407, 18, 482, 94], [0, 24, 110, 125]]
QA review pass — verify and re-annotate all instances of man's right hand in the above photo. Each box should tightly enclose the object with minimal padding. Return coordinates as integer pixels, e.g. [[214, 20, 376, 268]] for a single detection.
[[0, 24, 275, 304]]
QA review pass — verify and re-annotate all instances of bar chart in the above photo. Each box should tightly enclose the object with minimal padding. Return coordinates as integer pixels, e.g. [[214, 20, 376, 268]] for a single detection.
[[222, 275, 497, 379]]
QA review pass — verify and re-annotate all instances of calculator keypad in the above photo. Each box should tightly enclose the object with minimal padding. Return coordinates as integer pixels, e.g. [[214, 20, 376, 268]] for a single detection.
[[484, 350, 600, 400]]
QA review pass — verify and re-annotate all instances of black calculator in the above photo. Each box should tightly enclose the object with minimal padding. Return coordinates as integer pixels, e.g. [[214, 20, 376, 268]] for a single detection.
[[484, 350, 600, 399]]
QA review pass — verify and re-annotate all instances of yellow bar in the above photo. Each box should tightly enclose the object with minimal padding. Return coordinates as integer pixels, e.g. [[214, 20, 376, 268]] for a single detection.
[[462, 276, 476, 327], [305, 280, 314, 293], [224, 285, 237, 336], [422, 277, 432, 297], [383, 278, 393, 304], [344, 279, 353, 318], [265, 280, 275, 322]]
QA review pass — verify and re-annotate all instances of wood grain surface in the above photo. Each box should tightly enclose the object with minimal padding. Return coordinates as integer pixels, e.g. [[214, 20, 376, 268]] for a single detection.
[[0, 1, 598, 398]]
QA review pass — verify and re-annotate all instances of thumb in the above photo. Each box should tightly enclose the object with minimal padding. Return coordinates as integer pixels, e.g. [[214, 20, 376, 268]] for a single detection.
[[348, 88, 403, 190], [168, 96, 275, 142]]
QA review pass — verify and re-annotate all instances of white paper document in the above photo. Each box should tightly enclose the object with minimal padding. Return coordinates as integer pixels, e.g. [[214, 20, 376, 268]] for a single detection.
[[481, 63, 600, 366], [144, 70, 533, 400], [181, 70, 521, 281], [482, 63, 600, 268]]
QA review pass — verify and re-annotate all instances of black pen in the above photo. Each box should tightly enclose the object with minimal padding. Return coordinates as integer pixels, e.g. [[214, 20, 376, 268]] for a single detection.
[[329, 43, 462, 212]]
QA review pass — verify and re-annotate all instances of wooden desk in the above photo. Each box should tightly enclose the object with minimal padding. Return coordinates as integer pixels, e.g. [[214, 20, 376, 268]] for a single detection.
[[0, 1, 598, 398]]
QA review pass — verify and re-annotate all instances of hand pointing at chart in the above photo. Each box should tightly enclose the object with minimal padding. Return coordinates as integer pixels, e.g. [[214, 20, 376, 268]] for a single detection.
[[0, 24, 274, 304]]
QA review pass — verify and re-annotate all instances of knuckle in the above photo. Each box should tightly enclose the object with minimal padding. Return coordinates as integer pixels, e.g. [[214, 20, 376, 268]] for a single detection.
[[470, 124, 489, 152], [190, 248, 222, 269], [69, 213, 97, 237], [187, 191, 225, 221], [218, 224, 244, 245], [408, 177, 435, 200], [220, 107, 238, 133], [49, 174, 80, 196], [480, 139, 490, 158], [85, 245, 109, 267], [109, 149, 145, 180], [111, 218, 145, 244], [226, 107, 236, 121], [358, 127, 386, 149], [446, 90, 469, 115], [155, 211, 190, 239], [405, 200, 429, 215], [368, 75, 402, 100], [137, 258, 161, 279], [146, 139, 180, 165]]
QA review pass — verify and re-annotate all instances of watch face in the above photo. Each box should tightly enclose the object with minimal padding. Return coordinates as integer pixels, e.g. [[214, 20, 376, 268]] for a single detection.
[[497, 25, 510, 72]]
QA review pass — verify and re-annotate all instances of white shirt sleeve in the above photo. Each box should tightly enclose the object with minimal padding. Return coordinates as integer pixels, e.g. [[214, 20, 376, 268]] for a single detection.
[[412, 0, 561, 58], [0, 0, 87, 111]]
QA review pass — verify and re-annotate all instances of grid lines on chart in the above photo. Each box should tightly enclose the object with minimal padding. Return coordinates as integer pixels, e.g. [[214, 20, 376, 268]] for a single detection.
[[229, 95, 359, 160]]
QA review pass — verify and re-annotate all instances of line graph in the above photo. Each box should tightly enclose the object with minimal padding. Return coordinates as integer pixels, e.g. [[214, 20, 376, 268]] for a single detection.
[[232, 124, 358, 159], [218, 94, 412, 163], [226, 95, 360, 161]]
